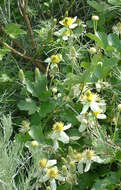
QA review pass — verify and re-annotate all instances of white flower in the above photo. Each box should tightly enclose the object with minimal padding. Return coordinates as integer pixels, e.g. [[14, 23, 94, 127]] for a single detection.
[[50, 122, 72, 151], [82, 149, 104, 172], [93, 109, 106, 119], [39, 166, 65, 190], [80, 90, 106, 116], [59, 16, 78, 29]]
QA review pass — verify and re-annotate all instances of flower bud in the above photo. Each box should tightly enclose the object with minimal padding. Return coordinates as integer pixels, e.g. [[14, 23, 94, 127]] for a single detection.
[[118, 104, 121, 111], [52, 87, 57, 93], [89, 47, 97, 54], [61, 157, 67, 163], [70, 161, 76, 172], [31, 140, 39, 147], [57, 93, 62, 98], [35, 68, 40, 81], [53, 18, 57, 24], [62, 165, 68, 175], [65, 11, 68, 17], [92, 15, 99, 21], [66, 155, 71, 162], [19, 69, 25, 83]]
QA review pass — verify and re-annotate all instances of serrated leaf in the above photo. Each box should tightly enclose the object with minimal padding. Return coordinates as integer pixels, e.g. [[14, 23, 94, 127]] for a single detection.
[[29, 113, 45, 143], [18, 98, 38, 115], [107, 33, 121, 51], [39, 101, 56, 118], [5, 24, 26, 38]]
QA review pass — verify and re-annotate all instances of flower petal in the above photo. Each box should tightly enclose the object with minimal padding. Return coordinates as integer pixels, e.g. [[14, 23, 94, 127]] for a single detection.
[[39, 175, 49, 182], [90, 102, 100, 112], [84, 160, 91, 172], [47, 160, 57, 168], [79, 124, 87, 132], [93, 156, 104, 163], [50, 179, 56, 190], [53, 140, 59, 151], [58, 131, 69, 143], [63, 123, 72, 131], [81, 103, 90, 114], [62, 36, 68, 41], [77, 161, 83, 174], [56, 175, 65, 181], [97, 113, 106, 119], [69, 24, 78, 29]]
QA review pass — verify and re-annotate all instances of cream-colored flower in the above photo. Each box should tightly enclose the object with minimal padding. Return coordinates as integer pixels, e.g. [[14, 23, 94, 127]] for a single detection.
[[93, 108, 106, 119], [50, 122, 72, 151], [82, 149, 104, 172], [45, 54, 62, 64], [59, 16, 78, 29], [39, 166, 65, 190], [80, 90, 106, 116]]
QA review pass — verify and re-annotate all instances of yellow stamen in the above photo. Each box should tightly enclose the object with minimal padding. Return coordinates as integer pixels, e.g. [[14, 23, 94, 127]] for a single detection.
[[94, 109, 102, 117], [61, 17, 74, 27], [50, 54, 61, 63], [53, 122, 64, 132], [47, 167, 58, 179], [84, 150, 94, 160]]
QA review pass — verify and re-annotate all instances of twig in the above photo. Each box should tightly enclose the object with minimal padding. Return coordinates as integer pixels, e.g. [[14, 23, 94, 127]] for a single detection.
[[0, 24, 24, 51], [0, 39, 46, 72], [18, 0, 37, 50]]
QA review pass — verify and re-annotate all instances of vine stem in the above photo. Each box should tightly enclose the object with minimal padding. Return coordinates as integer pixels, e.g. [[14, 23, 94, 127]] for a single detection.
[[0, 39, 46, 72]]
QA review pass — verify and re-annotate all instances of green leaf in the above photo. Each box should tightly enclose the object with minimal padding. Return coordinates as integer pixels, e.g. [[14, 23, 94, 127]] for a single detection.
[[86, 32, 108, 49], [29, 113, 45, 143], [107, 33, 121, 51], [60, 108, 79, 125], [87, 0, 106, 12], [108, 0, 121, 6], [39, 101, 56, 118], [18, 98, 38, 115], [86, 33, 104, 48], [5, 24, 26, 39], [0, 47, 10, 60]]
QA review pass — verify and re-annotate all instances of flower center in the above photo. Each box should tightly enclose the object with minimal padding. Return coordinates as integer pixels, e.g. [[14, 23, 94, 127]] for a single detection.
[[53, 122, 64, 132], [94, 109, 102, 117], [47, 168, 58, 179], [62, 17, 74, 27], [84, 150, 94, 160], [50, 55, 61, 63], [39, 158, 47, 168], [86, 90, 94, 102]]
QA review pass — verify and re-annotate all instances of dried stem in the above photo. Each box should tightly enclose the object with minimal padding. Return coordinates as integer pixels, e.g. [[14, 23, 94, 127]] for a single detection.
[[18, 0, 37, 50], [0, 24, 24, 51], [0, 39, 46, 72]]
